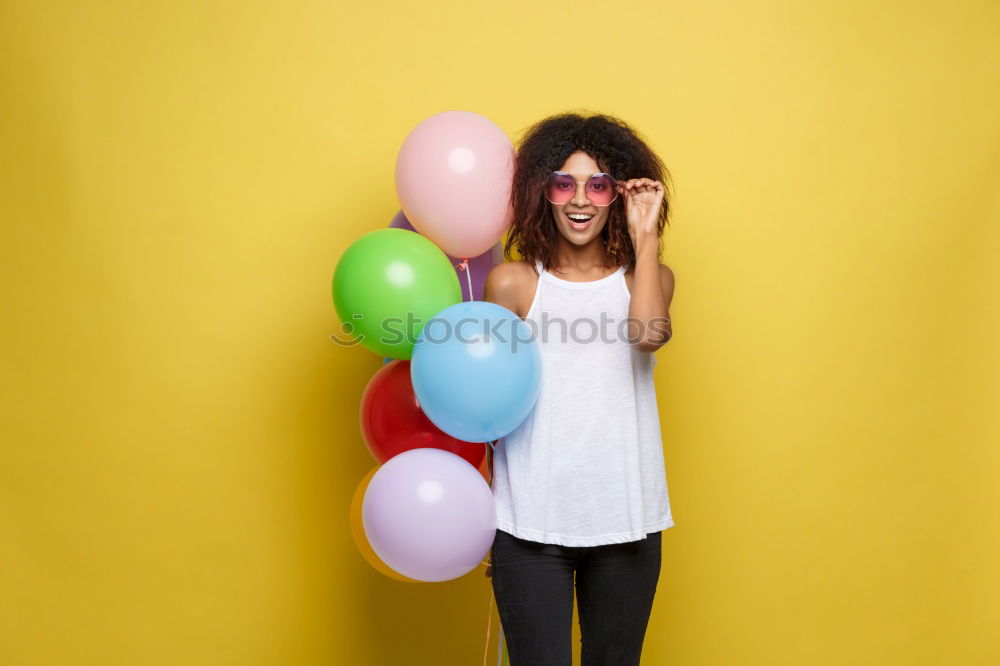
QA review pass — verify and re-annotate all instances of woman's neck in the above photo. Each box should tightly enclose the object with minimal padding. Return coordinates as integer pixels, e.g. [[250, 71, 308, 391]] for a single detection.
[[550, 235, 616, 276]]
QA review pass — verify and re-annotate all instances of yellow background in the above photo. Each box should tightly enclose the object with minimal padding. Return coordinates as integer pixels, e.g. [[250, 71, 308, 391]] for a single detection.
[[2, 1, 998, 664]]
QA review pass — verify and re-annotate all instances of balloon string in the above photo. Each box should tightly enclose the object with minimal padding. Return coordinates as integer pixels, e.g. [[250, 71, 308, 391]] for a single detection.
[[482, 581, 509, 666], [476, 442, 501, 664], [482, 583, 493, 666], [481, 440, 500, 662], [456, 258, 474, 301], [479, 440, 497, 570]]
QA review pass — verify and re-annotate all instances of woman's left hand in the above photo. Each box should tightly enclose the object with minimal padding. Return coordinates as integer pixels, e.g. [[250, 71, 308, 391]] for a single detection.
[[618, 178, 664, 239]]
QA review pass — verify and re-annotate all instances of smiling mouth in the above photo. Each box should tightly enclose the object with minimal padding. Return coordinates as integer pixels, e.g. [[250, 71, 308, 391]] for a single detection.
[[565, 212, 595, 230]]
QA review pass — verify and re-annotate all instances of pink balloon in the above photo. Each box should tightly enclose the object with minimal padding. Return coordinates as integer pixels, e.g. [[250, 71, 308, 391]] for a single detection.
[[362, 448, 497, 582], [395, 111, 514, 259]]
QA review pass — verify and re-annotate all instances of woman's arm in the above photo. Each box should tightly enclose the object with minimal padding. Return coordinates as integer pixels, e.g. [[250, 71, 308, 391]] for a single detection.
[[619, 177, 673, 353], [483, 261, 529, 319], [628, 234, 674, 353]]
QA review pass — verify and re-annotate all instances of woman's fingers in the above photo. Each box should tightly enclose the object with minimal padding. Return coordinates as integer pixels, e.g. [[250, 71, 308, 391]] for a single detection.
[[624, 178, 663, 194]]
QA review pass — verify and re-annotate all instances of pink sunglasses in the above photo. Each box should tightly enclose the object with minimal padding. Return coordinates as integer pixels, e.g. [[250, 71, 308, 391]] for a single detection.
[[544, 171, 620, 207]]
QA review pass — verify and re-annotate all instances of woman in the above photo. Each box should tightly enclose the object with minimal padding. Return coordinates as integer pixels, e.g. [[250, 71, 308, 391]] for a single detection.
[[483, 112, 676, 665]]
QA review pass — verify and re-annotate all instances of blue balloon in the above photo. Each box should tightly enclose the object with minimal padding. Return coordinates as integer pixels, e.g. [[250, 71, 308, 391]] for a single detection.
[[410, 301, 541, 442]]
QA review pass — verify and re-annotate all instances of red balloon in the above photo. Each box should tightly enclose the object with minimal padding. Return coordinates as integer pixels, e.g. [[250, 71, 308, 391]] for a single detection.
[[360, 360, 486, 469]]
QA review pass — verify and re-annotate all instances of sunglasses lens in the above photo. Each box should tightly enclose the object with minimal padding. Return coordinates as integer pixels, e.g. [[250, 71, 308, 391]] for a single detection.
[[546, 172, 576, 204], [586, 174, 617, 206]]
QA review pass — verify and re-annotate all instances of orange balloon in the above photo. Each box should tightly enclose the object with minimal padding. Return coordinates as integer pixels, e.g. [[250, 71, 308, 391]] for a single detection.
[[478, 449, 492, 486], [349, 466, 421, 583]]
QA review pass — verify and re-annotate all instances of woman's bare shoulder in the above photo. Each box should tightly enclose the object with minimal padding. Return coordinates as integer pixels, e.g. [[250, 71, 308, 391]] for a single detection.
[[488, 259, 538, 281], [484, 260, 538, 318]]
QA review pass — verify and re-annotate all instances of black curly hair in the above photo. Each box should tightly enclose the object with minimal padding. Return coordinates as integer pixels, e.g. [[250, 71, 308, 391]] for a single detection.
[[503, 111, 672, 273]]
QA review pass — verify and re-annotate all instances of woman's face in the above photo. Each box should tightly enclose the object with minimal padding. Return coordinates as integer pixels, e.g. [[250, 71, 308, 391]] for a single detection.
[[549, 150, 614, 246]]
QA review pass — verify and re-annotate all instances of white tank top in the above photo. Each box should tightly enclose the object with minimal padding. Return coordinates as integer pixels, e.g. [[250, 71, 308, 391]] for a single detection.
[[491, 259, 674, 547]]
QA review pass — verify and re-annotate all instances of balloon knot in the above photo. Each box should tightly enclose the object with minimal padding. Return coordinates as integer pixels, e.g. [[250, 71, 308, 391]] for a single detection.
[[457, 259, 470, 271]]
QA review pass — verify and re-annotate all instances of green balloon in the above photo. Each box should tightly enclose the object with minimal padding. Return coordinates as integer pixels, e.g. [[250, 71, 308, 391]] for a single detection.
[[333, 228, 462, 359]]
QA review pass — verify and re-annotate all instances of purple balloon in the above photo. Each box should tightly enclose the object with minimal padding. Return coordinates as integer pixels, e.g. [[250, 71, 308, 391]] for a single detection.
[[362, 448, 497, 582], [389, 210, 503, 302]]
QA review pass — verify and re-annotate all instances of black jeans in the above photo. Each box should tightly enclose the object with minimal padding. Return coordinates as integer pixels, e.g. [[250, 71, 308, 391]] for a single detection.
[[490, 528, 662, 666]]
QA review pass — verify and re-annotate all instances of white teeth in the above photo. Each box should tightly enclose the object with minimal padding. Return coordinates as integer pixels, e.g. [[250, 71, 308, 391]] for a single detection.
[[568, 214, 593, 221]]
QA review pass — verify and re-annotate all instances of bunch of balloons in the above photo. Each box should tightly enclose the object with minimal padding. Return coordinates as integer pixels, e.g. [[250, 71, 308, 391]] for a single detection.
[[333, 111, 543, 583]]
